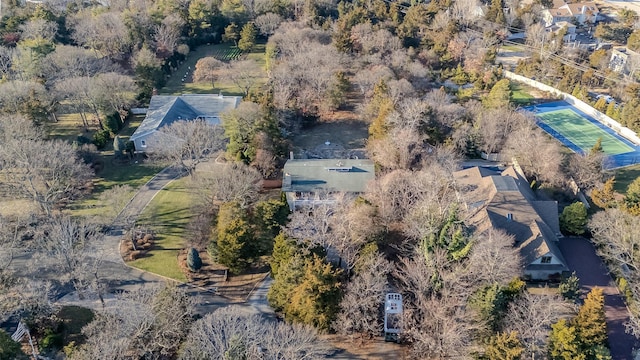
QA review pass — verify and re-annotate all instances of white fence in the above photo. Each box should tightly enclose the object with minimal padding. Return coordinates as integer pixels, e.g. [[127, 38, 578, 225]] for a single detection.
[[504, 71, 640, 146]]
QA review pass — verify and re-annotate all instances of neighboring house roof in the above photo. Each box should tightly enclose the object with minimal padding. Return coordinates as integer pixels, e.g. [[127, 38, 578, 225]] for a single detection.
[[454, 166, 568, 273], [130, 94, 242, 141], [282, 159, 375, 193]]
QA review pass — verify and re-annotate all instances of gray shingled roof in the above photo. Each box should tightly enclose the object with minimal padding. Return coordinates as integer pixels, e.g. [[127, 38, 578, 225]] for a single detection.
[[282, 159, 375, 193], [130, 94, 241, 141], [454, 166, 568, 271]]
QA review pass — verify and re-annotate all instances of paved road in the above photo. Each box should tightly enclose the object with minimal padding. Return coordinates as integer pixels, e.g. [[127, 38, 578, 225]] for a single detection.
[[558, 237, 639, 360]]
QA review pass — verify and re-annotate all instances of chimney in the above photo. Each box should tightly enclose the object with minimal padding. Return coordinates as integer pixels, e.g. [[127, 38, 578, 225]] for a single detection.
[[290, 151, 294, 160]]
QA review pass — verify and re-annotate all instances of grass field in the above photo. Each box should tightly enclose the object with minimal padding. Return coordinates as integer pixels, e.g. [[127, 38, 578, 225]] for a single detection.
[[537, 109, 633, 156], [511, 83, 535, 106], [614, 164, 640, 193], [161, 43, 267, 96], [129, 178, 191, 281]]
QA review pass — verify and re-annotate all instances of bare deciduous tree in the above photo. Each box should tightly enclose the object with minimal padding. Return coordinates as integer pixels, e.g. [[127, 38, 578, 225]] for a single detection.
[[0, 135, 93, 215], [35, 216, 104, 300], [19, 19, 58, 41], [220, 59, 263, 96], [567, 152, 606, 192], [334, 253, 391, 340], [502, 292, 575, 358], [71, 11, 131, 59], [255, 12, 283, 36], [71, 284, 193, 359], [179, 305, 331, 359], [465, 229, 522, 285], [148, 119, 226, 176], [192, 57, 224, 89], [192, 161, 261, 207]]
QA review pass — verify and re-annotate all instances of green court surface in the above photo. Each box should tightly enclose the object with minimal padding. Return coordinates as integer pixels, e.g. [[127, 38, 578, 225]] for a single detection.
[[537, 109, 633, 155]]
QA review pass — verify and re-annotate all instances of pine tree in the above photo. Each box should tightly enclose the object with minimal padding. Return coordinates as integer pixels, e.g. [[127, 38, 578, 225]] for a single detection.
[[548, 319, 585, 360], [591, 177, 617, 209], [559, 202, 588, 235], [269, 231, 297, 277], [605, 101, 619, 120], [590, 137, 603, 155], [559, 272, 580, 301], [484, 79, 512, 108], [187, 247, 203, 272], [368, 80, 393, 140], [238, 22, 257, 52], [574, 287, 608, 350], [485, 331, 524, 360], [593, 97, 607, 112], [222, 23, 240, 45], [215, 202, 253, 274], [623, 176, 640, 215]]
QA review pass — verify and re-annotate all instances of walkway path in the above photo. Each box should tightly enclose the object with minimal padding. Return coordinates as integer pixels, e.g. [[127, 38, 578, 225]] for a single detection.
[[558, 237, 639, 360]]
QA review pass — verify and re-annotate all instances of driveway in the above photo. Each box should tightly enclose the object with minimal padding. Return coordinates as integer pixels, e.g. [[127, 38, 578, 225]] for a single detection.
[[558, 237, 639, 360]]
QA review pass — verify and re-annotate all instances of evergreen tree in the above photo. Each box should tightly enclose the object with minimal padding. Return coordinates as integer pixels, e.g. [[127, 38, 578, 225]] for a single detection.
[[187, 247, 203, 271], [238, 22, 257, 52], [222, 23, 240, 45], [470, 283, 508, 331], [215, 202, 253, 274], [623, 176, 640, 215], [485, 331, 524, 360], [0, 330, 26, 360], [605, 101, 619, 120], [591, 178, 617, 209], [559, 272, 580, 301], [590, 137, 603, 155], [113, 135, 125, 157], [548, 319, 585, 360], [368, 80, 394, 140], [484, 79, 512, 108], [575, 288, 608, 350], [252, 197, 289, 256], [268, 253, 342, 330], [593, 97, 607, 112], [270, 232, 297, 277], [559, 202, 588, 235]]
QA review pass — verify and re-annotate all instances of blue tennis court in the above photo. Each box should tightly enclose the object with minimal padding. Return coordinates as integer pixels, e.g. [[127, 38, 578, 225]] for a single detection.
[[526, 101, 640, 169]]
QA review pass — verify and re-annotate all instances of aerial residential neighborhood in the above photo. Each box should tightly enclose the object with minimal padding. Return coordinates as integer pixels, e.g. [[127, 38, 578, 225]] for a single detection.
[[2, 0, 640, 358]]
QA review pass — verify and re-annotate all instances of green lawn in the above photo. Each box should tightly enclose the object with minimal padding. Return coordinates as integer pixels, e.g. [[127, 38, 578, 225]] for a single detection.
[[511, 83, 535, 106], [161, 43, 267, 96], [129, 178, 191, 281], [614, 164, 640, 193], [537, 109, 634, 156]]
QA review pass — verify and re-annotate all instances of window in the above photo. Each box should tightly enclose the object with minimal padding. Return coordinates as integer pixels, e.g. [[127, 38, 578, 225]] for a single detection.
[[541, 256, 552, 264], [507, 213, 513, 222], [141, 140, 147, 148]]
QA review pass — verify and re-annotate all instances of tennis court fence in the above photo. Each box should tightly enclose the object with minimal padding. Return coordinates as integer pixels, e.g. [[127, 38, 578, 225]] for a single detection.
[[504, 71, 640, 146]]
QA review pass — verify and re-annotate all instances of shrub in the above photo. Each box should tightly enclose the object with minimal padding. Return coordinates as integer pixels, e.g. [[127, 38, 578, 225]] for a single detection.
[[39, 329, 63, 352], [559, 202, 588, 235], [92, 129, 112, 149], [104, 112, 123, 134], [129, 250, 142, 261], [187, 247, 203, 272]]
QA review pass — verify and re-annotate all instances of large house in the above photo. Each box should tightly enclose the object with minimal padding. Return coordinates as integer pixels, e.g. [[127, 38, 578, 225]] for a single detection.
[[130, 94, 241, 152], [454, 166, 569, 281], [282, 159, 375, 210], [541, 0, 599, 27]]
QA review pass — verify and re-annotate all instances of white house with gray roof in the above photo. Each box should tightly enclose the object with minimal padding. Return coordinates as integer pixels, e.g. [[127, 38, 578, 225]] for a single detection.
[[130, 94, 241, 152], [282, 159, 375, 210]]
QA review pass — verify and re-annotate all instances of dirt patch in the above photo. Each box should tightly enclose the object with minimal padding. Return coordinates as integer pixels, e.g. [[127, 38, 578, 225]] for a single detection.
[[323, 334, 408, 359], [291, 119, 369, 158]]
